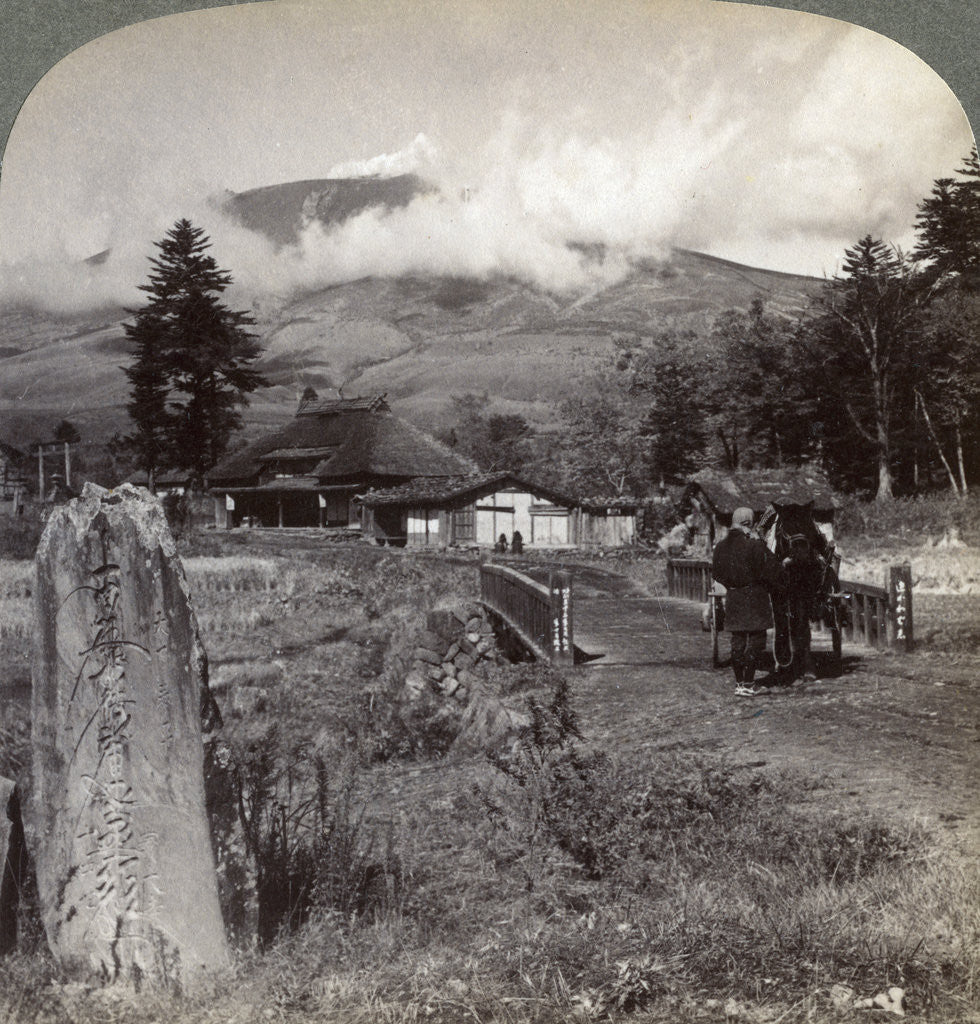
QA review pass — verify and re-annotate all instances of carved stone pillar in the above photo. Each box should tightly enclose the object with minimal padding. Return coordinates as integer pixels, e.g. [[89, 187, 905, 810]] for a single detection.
[[31, 484, 228, 984]]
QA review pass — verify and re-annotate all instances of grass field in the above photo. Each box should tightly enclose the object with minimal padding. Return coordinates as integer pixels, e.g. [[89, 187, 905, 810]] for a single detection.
[[0, 535, 978, 1023]]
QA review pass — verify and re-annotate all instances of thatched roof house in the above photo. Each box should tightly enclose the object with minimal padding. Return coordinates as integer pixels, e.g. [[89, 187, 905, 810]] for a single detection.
[[207, 392, 476, 529], [682, 467, 837, 554]]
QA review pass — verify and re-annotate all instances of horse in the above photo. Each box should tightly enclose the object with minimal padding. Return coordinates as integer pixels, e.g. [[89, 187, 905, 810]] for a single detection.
[[757, 501, 841, 682]]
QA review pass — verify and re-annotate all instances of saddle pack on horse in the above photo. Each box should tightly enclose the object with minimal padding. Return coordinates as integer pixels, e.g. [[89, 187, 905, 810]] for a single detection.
[[757, 501, 842, 678]]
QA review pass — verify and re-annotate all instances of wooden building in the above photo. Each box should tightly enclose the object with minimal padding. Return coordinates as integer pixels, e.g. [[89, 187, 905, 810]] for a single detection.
[[682, 467, 836, 555], [207, 392, 475, 529], [0, 441, 28, 517], [358, 473, 639, 549]]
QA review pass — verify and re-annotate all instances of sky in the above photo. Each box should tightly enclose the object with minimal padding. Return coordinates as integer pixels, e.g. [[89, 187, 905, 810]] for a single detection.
[[0, 0, 973, 313]]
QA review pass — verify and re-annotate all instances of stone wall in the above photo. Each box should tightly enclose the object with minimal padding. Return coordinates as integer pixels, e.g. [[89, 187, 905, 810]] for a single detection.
[[404, 602, 500, 703]]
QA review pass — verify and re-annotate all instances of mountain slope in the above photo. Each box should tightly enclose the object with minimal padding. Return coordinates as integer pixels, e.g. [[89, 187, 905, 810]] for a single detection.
[[0, 176, 824, 448], [223, 173, 430, 247]]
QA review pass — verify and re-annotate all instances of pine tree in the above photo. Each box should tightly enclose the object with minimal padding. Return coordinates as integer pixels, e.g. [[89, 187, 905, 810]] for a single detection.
[[913, 147, 980, 289], [627, 330, 707, 483], [123, 310, 172, 490], [52, 420, 81, 444], [123, 220, 265, 485], [803, 237, 926, 500], [910, 152, 980, 493], [706, 302, 815, 472]]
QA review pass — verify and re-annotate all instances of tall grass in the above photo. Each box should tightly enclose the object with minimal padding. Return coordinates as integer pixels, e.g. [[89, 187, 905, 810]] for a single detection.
[[0, 560, 33, 643], [0, 515, 43, 561]]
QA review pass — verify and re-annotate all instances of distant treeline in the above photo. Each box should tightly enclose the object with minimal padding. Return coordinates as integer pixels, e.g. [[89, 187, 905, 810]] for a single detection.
[[440, 149, 980, 503]]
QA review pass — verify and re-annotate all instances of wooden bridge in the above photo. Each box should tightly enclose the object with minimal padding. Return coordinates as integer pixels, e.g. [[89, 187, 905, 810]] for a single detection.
[[479, 557, 913, 669], [479, 563, 574, 665], [666, 558, 913, 652]]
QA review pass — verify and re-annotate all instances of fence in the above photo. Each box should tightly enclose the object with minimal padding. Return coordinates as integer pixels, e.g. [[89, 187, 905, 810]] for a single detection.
[[479, 563, 574, 664], [666, 558, 913, 652], [666, 558, 714, 603]]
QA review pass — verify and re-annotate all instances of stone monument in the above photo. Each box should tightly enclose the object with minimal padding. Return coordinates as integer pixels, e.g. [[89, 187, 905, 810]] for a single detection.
[[31, 484, 228, 983]]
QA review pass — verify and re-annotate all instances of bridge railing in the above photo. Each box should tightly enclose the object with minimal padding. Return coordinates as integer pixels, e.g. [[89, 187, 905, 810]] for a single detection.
[[665, 558, 713, 603], [479, 563, 574, 664], [666, 558, 913, 652]]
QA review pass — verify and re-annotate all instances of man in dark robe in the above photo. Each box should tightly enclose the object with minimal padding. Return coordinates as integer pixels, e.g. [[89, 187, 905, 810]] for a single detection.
[[711, 506, 782, 696]]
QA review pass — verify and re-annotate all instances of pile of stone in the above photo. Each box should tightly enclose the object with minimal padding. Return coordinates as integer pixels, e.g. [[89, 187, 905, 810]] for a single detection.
[[405, 602, 500, 702]]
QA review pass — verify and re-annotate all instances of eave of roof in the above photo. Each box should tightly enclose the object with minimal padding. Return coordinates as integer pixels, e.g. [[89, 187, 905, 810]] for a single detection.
[[217, 482, 359, 493], [296, 394, 389, 416], [258, 446, 339, 460], [357, 472, 642, 511]]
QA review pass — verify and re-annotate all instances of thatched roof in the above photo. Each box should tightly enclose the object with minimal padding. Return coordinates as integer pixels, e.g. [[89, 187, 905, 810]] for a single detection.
[[208, 395, 475, 487], [685, 467, 836, 518]]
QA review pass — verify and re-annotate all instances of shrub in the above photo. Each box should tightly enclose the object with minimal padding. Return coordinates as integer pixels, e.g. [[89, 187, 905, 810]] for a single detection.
[[639, 499, 683, 541], [353, 686, 463, 764], [481, 681, 926, 896], [209, 725, 401, 946], [835, 492, 980, 546], [483, 660, 567, 696]]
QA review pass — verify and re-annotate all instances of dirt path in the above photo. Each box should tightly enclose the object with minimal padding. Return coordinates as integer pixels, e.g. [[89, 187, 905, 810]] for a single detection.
[[522, 562, 979, 855]]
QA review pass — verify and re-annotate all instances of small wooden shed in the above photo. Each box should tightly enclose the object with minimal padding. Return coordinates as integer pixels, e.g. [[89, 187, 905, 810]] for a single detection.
[[682, 467, 837, 556]]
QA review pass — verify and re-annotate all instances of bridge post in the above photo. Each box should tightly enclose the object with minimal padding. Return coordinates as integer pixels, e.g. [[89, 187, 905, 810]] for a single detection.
[[888, 563, 913, 652], [549, 571, 574, 665]]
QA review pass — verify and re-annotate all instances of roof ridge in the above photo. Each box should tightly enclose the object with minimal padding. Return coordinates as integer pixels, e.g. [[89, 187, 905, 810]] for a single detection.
[[296, 393, 389, 416]]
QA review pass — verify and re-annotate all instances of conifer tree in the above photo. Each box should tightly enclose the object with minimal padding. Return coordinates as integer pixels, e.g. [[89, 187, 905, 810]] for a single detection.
[[123, 310, 172, 491], [913, 147, 980, 289], [123, 220, 264, 485], [803, 237, 926, 500], [910, 151, 980, 494]]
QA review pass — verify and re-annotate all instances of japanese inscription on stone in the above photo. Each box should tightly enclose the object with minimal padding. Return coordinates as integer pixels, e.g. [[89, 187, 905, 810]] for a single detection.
[[31, 484, 228, 984]]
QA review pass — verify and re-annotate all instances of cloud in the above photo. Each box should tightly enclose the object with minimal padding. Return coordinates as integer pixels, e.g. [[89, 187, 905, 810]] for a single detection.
[[249, 112, 746, 298], [0, 176, 285, 315], [0, 121, 721, 312], [326, 132, 438, 178], [0, 29, 972, 315]]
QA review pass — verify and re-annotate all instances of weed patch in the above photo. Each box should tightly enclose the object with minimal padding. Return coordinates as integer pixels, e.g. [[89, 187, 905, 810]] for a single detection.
[[0, 517, 43, 561], [468, 682, 977, 1016], [209, 723, 402, 947], [1, 539, 977, 1022]]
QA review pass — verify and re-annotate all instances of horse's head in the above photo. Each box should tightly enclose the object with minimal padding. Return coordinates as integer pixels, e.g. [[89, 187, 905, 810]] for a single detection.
[[768, 501, 829, 563]]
